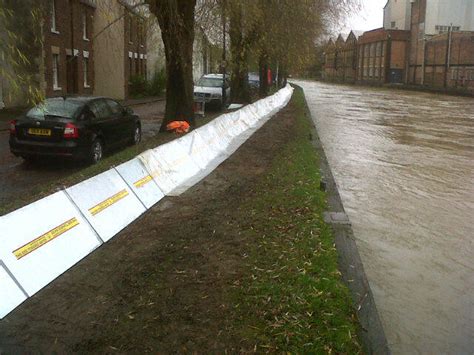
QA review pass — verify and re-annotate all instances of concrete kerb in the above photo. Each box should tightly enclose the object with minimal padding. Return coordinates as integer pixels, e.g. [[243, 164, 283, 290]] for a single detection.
[[120, 97, 165, 107], [298, 85, 391, 355]]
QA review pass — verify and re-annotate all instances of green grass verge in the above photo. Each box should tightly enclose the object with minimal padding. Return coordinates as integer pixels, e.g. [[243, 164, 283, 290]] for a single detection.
[[233, 87, 362, 353], [0, 115, 216, 216]]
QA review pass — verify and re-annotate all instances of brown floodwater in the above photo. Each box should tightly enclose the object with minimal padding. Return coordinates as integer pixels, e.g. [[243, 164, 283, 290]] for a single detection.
[[295, 80, 474, 354]]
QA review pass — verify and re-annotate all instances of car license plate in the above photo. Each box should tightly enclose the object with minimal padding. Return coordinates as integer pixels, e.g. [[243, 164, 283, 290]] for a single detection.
[[28, 128, 51, 136]]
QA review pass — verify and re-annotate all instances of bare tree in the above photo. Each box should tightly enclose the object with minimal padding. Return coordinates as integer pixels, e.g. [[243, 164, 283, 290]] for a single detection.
[[145, 0, 197, 131]]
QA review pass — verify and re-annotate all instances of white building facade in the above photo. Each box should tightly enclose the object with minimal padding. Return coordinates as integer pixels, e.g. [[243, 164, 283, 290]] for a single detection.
[[384, 0, 412, 30], [423, 0, 474, 35], [384, 0, 474, 34]]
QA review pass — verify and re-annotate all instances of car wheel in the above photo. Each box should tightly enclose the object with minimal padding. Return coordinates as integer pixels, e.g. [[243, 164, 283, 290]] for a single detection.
[[89, 139, 103, 164], [132, 124, 141, 145]]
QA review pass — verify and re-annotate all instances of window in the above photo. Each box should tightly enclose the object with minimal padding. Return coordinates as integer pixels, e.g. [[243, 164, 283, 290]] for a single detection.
[[83, 58, 89, 87], [51, 0, 58, 33], [106, 99, 122, 115], [376, 42, 382, 57], [26, 98, 83, 120], [89, 100, 112, 120], [128, 16, 133, 43], [436, 25, 460, 34], [391, 21, 396, 29], [83, 10, 88, 40], [138, 22, 143, 46], [52, 54, 60, 90], [451, 69, 458, 80]]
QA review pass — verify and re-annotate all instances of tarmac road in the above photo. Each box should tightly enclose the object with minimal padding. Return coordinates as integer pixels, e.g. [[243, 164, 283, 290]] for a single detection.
[[0, 100, 165, 210]]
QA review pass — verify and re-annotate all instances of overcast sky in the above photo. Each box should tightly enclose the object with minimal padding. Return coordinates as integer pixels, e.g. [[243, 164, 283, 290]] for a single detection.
[[342, 0, 387, 33]]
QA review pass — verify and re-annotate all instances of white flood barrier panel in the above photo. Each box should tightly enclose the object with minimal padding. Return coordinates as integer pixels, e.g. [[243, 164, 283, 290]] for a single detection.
[[0, 191, 101, 298], [138, 139, 202, 196], [115, 158, 164, 209], [0, 265, 27, 319], [66, 169, 146, 242]]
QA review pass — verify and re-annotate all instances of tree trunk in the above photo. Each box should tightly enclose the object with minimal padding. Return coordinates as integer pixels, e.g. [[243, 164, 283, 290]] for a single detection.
[[229, 2, 250, 103], [146, 0, 196, 131], [259, 53, 269, 97]]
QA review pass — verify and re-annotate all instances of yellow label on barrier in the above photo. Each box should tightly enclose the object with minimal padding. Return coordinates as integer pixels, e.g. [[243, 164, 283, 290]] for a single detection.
[[13, 217, 79, 260], [133, 175, 153, 188], [88, 189, 129, 216]]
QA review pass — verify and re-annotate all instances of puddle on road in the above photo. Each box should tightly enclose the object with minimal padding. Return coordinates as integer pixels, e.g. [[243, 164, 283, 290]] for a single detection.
[[295, 80, 474, 354]]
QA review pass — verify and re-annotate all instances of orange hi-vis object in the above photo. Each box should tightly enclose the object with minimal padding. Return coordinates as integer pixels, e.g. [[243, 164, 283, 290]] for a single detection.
[[166, 121, 190, 134]]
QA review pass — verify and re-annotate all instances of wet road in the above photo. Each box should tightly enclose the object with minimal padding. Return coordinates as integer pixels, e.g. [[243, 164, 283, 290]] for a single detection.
[[0, 100, 165, 209], [295, 80, 474, 354]]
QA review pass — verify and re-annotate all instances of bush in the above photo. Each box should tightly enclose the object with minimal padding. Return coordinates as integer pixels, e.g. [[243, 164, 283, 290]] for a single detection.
[[147, 68, 166, 96], [129, 75, 148, 98], [129, 69, 166, 99]]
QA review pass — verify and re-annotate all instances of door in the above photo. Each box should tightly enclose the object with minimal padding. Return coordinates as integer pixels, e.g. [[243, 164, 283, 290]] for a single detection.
[[88, 99, 118, 148], [66, 56, 78, 94], [389, 69, 403, 84]]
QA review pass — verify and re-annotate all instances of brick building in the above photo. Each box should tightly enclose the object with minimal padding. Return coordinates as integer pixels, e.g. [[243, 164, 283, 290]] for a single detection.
[[340, 31, 359, 83], [124, 7, 148, 97], [322, 32, 360, 83], [322, 39, 337, 81], [408, 0, 474, 90], [357, 28, 410, 84], [0, 0, 150, 108], [45, 0, 96, 97], [322, 0, 474, 93]]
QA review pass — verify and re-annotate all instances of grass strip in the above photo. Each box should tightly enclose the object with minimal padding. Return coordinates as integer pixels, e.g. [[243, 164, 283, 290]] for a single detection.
[[233, 86, 362, 353]]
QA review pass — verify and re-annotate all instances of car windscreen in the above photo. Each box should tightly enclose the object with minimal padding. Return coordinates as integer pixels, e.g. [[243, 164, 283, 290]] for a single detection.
[[26, 98, 84, 120], [197, 78, 223, 87], [248, 74, 259, 81]]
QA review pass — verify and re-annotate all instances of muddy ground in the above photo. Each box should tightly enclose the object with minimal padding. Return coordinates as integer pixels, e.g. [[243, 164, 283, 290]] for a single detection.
[[0, 100, 296, 353]]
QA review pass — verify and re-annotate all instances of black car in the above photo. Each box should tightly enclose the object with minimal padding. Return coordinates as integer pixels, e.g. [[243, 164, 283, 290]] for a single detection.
[[9, 96, 141, 164]]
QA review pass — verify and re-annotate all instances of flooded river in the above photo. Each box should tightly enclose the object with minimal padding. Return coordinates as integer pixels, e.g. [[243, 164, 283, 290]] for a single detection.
[[295, 80, 474, 354]]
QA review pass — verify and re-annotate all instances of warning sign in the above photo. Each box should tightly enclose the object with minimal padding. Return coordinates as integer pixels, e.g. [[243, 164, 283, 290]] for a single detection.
[[133, 175, 153, 188], [88, 189, 129, 216], [13, 217, 79, 260]]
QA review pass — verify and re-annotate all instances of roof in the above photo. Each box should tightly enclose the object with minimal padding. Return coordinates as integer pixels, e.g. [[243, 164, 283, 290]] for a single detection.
[[351, 30, 364, 38], [203, 74, 224, 79], [46, 96, 106, 103]]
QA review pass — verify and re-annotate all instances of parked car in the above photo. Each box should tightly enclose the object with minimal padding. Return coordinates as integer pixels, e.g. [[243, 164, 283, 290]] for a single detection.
[[9, 96, 141, 164], [248, 72, 260, 90], [193, 74, 230, 109]]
